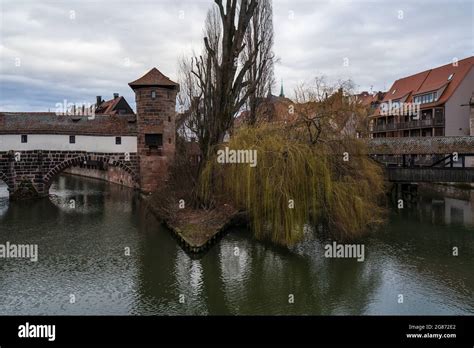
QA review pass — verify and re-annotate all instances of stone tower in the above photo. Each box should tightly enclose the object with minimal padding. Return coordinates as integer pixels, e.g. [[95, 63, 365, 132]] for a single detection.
[[129, 67, 179, 193]]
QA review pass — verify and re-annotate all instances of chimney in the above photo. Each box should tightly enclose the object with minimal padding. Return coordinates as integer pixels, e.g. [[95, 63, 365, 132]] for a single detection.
[[113, 93, 119, 99], [96, 96, 102, 106]]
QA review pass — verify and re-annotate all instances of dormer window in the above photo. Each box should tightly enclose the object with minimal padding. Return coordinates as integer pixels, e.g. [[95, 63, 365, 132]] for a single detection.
[[151, 91, 156, 99], [413, 91, 437, 104], [447, 73, 454, 81]]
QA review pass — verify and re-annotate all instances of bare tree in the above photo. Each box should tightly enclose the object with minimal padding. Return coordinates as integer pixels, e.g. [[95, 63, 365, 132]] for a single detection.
[[293, 77, 366, 144], [183, 0, 263, 162], [241, 0, 275, 125]]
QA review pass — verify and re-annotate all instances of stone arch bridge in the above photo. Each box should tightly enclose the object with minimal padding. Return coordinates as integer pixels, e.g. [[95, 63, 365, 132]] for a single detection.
[[0, 150, 139, 200]]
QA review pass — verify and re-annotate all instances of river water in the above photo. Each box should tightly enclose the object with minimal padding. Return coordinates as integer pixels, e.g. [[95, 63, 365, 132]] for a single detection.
[[0, 175, 473, 315]]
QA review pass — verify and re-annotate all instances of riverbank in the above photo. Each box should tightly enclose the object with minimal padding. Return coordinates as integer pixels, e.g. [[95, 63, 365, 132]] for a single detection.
[[143, 195, 248, 253]]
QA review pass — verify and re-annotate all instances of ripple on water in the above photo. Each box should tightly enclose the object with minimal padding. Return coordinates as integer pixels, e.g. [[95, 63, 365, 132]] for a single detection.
[[0, 176, 473, 315]]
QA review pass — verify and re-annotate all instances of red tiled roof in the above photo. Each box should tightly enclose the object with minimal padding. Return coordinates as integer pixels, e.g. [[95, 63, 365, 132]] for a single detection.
[[356, 91, 385, 106], [383, 56, 474, 105], [356, 92, 373, 106], [95, 97, 133, 115], [0, 112, 137, 136], [384, 71, 429, 102], [129, 67, 178, 89], [415, 56, 474, 105], [96, 96, 122, 114]]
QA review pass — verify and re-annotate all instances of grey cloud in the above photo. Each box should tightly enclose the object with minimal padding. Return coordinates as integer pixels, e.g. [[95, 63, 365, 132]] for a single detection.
[[0, 0, 472, 111]]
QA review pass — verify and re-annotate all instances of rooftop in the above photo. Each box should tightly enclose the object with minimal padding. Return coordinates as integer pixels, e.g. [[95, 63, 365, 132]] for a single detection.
[[383, 56, 474, 106], [0, 112, 137, 136], [128, 67, 179, 89]]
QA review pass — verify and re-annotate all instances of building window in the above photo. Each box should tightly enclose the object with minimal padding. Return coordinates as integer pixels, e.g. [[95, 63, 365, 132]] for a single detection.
[[168, 138, 171, 144], [69, 135, 76, 144], [115, 137, 122, 145], [151, 91, 156, 99], [21, 135, 28, 143], [145, 134, 163, 148], [168, 116, 171, 122], [414, 92, 436, 105]]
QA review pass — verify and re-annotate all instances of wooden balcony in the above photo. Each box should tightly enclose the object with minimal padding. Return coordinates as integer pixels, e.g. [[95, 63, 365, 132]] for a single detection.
[[373, 117, 444, 132]]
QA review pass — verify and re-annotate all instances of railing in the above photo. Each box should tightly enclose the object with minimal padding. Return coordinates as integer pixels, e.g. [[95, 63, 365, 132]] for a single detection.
[[373, 117, 444, 132], [367, 136, 474, 155], [386, 167, 474, 183]]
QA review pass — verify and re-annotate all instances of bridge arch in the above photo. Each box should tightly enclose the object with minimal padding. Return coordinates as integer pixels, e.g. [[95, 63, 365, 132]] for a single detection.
[[0, 171, 12, 192], [43, 155, 139, 191]]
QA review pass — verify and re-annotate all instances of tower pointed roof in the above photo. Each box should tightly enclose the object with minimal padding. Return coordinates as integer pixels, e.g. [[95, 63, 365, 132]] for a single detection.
[[279, 79, 285, 98], [129, 67, 178, 90]]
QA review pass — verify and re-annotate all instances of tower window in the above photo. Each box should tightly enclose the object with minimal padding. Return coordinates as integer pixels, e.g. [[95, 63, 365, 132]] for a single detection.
[[145, 134, 163, 148], [168, 138, 171, 144], [69, 135, 76, 144], [21, 135, 28, 143], [151, 91, 156, 99], [168, 116, 171, 122], [115, 136, 122, 145]]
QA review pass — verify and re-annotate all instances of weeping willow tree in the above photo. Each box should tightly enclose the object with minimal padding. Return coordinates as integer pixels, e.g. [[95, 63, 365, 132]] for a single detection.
[[199, 124, 385, 246]]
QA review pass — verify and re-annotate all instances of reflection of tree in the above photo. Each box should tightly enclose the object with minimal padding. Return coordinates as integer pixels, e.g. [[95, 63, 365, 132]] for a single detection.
[[132, 205, 179, 315], [131, 187, 474, 315], [172, 249, 209, 315], [216, 234, 254, 314], [209, 229, 381, 315], [398, 184, 474, 228], [377, 215, 474, 312], [199, 246, 229, 315], [0, 182, 8, 217]]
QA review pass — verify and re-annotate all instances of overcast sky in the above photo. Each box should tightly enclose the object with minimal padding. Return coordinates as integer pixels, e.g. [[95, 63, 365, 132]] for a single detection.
[[0, 0, 472, 111]]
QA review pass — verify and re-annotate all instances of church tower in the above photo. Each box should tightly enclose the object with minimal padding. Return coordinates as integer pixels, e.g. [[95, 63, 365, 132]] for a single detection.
[[129, 67, 179, 193]]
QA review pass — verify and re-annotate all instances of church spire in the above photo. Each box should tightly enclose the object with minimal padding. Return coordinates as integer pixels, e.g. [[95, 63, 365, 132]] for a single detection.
[[267, 83, 272, 98], [279, 79, 285, 98]]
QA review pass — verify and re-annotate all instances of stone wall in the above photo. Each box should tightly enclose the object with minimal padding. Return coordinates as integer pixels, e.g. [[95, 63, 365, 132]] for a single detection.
[[0, 150, 139, 199], [134, 86, 177, 193], [63, 165, 136, 188]]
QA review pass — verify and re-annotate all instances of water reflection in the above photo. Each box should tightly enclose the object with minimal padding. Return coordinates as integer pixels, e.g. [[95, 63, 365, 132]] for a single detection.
[[0, 176, 473, 315], [0, 182, 8, 217], [396, 184, 474, 227]]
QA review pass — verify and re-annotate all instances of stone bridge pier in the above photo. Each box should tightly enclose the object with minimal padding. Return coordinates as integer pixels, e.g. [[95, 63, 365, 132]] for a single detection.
[[0, 150, 139, 200]]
